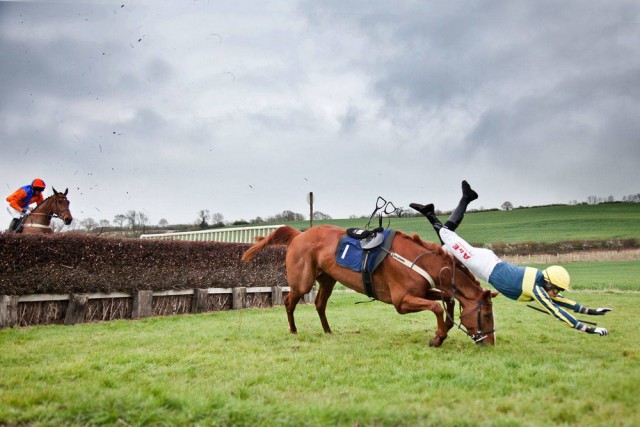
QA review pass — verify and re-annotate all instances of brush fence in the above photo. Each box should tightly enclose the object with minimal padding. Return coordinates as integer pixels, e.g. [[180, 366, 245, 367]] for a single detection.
[[0, 286, 316, 329]]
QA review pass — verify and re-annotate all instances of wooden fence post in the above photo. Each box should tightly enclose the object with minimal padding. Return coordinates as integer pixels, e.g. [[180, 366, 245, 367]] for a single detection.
[[0, 295, 19, 328], [271, 286, 283, 306], [303, 288, 316, 304], [192, 289, 208, 313], [232, 287, 247, 310], [64, 294, 89, 325], [132, 290, 153, 319]]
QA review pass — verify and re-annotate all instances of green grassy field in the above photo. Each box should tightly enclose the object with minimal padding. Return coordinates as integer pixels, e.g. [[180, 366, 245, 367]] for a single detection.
[[1, 289, 637, 427], [282, 203, 640, 244], [3, 203, 639, 426]]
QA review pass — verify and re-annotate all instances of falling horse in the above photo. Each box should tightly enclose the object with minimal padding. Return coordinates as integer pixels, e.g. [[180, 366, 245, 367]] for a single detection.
[[17, 188, 73, 234], [242, 225, 496, 347]]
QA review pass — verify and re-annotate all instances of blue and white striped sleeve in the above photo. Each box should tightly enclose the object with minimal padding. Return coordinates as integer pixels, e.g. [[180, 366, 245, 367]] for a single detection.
[[531, 284, 581, 328]]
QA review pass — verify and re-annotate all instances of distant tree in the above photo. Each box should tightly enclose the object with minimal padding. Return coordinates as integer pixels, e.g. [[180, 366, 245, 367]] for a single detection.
[[158, 218, 169, 228], [623, 193, 640, 202], [98, 219, 110, 228], [137, 212, 149, 232], [587, 195, 599, 205], [313, 211, 332, 220], [273, 210, 304, 221], [196, 209, 210, 229], [232, 219, 250, 226], [501, 201, 514, 211], [125, 210, 138, 230], [80, 217, 97, 231], [113, 214, 127, 228], [251, 216, 265, 224], [211, 212, 224, 224]]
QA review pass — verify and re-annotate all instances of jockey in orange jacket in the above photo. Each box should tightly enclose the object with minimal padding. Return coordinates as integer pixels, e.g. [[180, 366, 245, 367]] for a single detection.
[[5, 178, 46, 231]]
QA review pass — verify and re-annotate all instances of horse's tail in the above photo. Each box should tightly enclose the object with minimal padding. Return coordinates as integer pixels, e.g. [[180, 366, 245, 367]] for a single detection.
[[241, 225, 301, 262]]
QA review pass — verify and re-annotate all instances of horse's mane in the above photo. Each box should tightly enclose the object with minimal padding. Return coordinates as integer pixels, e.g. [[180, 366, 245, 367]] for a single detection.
[[35, 194, 54, 207], [38, 191, 67, 205], [403, 231, 484, 289]]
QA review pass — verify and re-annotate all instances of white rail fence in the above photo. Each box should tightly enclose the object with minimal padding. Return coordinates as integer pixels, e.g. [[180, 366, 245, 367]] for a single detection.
[[139, 225, 284, 243]]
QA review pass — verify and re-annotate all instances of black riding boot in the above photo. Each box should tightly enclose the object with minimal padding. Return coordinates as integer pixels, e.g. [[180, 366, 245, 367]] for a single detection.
[[409, 202, 445, 244], [443, 180, 478, 231], [8, 218, 19, 232]]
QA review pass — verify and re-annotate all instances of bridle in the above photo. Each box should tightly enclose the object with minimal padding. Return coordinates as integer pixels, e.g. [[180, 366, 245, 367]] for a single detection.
[[23, 195, 71, 224], [437, 255, 496, 343]]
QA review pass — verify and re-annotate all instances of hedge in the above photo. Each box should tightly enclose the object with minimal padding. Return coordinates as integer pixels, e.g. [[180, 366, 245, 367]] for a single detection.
[[0, 233, 287, 296]]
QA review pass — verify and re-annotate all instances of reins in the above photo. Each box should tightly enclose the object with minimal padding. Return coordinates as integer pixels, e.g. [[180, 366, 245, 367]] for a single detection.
[[386, 244, 495, 343], [437, 255, 495, 343]]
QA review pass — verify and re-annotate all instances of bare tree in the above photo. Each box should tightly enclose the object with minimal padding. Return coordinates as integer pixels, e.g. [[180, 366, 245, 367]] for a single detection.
[[313, 211, 332, 220], [250, 216, 265, 224], [125, 210, 137, 230], [113, 214, 127, 228], [158, 218, 169, 228], [501, 201, 514, 211], [196, 209, 210, 229], [137, 212, 149, 232], [211, 212, 224, 224], [80, 217, 97, 231]]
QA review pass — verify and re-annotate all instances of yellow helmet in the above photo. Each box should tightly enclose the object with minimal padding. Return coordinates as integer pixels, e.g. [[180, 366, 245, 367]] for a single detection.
[[543, 265, 571, 291]]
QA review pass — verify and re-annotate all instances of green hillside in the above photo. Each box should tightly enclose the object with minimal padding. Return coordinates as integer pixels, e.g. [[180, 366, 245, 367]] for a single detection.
[[281, 203, 640, 245]]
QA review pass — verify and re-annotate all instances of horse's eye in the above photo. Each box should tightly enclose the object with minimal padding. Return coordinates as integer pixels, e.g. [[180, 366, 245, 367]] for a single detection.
[[483, 314, 491, 320]]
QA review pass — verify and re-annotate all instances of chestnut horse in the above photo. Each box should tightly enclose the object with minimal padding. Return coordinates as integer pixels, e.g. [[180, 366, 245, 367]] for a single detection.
[[19, 188, 73, 234], [242, 225, 496, 347]]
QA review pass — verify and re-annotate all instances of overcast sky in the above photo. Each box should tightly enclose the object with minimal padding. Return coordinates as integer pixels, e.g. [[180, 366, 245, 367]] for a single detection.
[[2, 1, 639, 226]]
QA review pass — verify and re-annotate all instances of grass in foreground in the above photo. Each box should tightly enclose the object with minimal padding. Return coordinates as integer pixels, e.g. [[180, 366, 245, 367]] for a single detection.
[[1, 290, 638, 426]]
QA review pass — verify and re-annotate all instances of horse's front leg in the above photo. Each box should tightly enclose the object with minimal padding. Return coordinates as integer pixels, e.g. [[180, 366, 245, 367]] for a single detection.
[[396, 294, 448, 347]]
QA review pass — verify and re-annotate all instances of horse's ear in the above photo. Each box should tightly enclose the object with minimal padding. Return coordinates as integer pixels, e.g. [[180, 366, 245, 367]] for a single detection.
[[52, 187, 58, 195], [483, 288, 500, 299], [64, 188, 68, 196]]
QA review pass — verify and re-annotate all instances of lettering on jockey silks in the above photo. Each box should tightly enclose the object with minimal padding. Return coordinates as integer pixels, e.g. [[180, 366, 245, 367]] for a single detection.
[[452, 243, 471, 260]]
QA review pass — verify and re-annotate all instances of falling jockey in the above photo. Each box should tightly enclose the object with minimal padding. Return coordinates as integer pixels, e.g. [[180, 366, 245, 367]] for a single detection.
[[410, 180, 611, 337]]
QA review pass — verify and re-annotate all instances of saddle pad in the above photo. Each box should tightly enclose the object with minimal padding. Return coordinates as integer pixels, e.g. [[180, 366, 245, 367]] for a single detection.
[[335, 229, 396, 273]]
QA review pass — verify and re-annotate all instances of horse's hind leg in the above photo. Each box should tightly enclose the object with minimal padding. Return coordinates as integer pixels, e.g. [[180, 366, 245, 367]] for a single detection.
[[315, 273, 336, 334], [284, 289, 302, 334]]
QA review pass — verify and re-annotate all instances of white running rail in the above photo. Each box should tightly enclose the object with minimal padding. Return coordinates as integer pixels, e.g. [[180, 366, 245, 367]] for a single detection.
[[139, 225, 284, 243]]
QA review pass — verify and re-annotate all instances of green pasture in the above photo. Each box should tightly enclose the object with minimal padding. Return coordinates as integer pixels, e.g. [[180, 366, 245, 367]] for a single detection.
[[283, 203, 640, 244], [1, 286, 639, 426], [528, 260, 640, 291]]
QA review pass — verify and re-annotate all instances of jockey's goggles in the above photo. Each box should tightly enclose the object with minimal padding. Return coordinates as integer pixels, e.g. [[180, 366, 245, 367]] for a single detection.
[[33, 187, 44, 191]]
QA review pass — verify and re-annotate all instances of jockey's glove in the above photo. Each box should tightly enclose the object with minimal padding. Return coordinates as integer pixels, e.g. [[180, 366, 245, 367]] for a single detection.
[[588, 308, 613, 315], [586, 327, 609, 336]]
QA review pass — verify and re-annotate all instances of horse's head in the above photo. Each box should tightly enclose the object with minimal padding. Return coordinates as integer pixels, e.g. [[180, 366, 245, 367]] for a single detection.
[[52, 187, 73, 225], [457, 272, 498, 346], [411, 235, 497, 346]]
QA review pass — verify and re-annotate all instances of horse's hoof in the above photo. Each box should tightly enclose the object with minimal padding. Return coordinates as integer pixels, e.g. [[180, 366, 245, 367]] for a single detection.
[[429, 334, 446, 347]]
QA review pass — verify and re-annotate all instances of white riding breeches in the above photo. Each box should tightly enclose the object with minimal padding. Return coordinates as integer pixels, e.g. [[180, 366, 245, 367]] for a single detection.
[[6, 204, 22, 219], [439, 228, 501, 282]]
